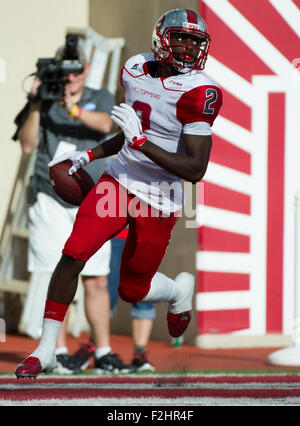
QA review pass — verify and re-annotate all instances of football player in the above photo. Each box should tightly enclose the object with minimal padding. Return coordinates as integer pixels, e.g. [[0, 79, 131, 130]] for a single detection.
[[16, 8, 222, 378]]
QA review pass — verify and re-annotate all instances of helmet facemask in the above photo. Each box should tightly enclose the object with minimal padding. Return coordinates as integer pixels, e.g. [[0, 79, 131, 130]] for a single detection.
[[152, 9, 211, 74], [169, 30, 210, 73]]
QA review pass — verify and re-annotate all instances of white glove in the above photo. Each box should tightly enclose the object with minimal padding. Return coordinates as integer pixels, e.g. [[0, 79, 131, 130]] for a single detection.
[[48, 149, 94, 175], [111, 103, 147, 150]]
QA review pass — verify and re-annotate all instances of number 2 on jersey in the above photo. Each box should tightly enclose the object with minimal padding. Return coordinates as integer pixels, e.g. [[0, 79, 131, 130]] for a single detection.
[[203, 88, 218, 115], [132, 101, 151, 131]]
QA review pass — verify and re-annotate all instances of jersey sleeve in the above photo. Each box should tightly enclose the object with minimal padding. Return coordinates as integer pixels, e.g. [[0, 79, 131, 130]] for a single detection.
[[183, 121, 212, 135], [176, 85, 223, 127]]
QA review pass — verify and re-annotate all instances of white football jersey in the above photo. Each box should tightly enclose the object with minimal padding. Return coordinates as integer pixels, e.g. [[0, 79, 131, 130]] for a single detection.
[[105, 53, 222, 214]]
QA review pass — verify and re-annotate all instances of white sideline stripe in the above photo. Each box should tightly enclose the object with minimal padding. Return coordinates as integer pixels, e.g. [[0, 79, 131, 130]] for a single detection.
[[196, 206, 252, 235], [205, 163, 252, 195], [196, 252, 252, 273], [202, 0, 295, 77], [2, 372, 299, 379], [3, 396, 300, 406], [205, 57, 255, 107], [2, 382, 300, 390], [0, 397, 201, 407], [268, 0, 300, 38], [212, 117, 253, 153], [196, 291, 251, 311]]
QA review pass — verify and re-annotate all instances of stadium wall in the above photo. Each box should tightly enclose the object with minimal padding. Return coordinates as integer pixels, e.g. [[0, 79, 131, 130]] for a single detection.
[[196, 0, 300, 347]]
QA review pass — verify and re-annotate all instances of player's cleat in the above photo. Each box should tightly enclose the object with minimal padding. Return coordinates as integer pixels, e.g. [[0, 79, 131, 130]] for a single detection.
[[52, 341, 96, 374], [68, 340, 96, 373], [94, 352, 131, 375], [131, 351, 155, 372], [15, 356, 56, 379], [167, 272, 195, 338], [52, 354, 74, 375], [167, 311, 192, 338]]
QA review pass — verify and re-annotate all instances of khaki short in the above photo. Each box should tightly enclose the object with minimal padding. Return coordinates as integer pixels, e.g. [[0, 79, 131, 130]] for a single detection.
[[28, 192, 111, 276]]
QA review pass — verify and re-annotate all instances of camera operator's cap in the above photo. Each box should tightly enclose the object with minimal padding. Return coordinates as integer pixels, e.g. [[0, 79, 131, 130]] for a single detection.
[[54, 44, 87, 65]]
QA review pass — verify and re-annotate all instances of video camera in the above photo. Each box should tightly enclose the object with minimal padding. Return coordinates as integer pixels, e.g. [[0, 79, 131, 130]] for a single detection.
[[36, 34, 85, 101]]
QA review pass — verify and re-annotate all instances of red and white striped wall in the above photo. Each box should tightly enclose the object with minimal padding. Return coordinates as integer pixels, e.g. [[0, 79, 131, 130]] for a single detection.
[[196, 0, 300, 346]]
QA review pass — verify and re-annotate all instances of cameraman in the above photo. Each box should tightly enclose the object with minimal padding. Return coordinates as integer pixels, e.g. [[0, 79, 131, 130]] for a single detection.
[[16, 41, 130, 374]]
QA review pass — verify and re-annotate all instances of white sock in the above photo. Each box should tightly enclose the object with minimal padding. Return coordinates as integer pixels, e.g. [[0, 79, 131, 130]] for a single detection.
[[95, 346, 111, 359], [141, 272, 177, 304], [55, 346, 68, 356], [31, 318, 63, 368]]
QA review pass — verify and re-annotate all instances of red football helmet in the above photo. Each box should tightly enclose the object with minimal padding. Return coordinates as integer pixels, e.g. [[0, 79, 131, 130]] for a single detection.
[[152, 8, 211, 73]]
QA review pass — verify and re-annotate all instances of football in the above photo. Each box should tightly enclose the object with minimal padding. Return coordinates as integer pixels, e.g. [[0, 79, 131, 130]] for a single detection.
[[49, 160, 95, 206]]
